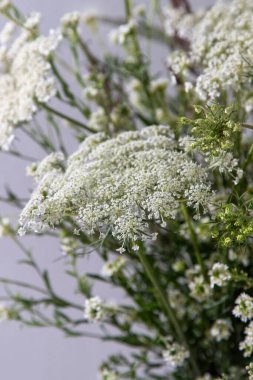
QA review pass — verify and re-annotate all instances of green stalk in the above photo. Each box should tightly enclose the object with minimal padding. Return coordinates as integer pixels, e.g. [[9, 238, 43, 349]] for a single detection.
[[42, 104, 95, 133], [124, 0, 132, 19], [181, 204, 207, 281], [138, 247, 200, 376]]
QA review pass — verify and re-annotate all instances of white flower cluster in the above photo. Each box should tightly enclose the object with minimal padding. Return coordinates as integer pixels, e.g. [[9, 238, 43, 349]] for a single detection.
[[60, 11, 80, 31], [208, 152, 243, 186], [164, 5, 203, 40], [233, 293, 253, 322], [0, 19, 61, 150], [239, 321, 253, 357], [209, 263, 231, 288], [0, 303, 8, 321], [187, 265, 211, 302], [210, 319, 232, 342], [60, 235, 80, 256], [18, 126, 212, 249], [109, 20, 136, 45], [84, 296, 105, 322], [166, 0, 253, 102], [26, 152, 65, 182], [101, 257, 126, 277], [162, 339, 189, 369]]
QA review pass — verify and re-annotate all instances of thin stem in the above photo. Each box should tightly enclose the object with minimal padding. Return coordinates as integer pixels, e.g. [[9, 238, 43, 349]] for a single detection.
[[41, 104, 95, 133], [181, 204, 207, 281], [137, 247, 200, 376], [124, 0, 132, 19], [241, 123, 253, 131]]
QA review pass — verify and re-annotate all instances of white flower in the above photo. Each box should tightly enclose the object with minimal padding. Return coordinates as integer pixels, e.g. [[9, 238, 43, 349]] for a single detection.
[[18, 126, 212, 247], [101, 257, 126, 277], [239, 321, 253, 357], [187, 265, 211, 302], [0, 304, 9, 321], [24, 12, 41, 31], [233, 293, 253, 322], [88, 108, 107, 132], [209, 263, 231, 288], [210, 319, 232, 342], [61, 11, 80, 30], [84, 296, 105, 322], [162, 339, 189, 369], [168, 0, 253, 102], [0, 28, 61, 150], [0, 21, 15, 44], [109, 20, 136, 45], [82, 10, 98, 28]]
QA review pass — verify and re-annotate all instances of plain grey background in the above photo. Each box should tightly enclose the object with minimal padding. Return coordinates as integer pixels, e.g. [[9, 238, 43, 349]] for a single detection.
[[0, 1, 213, 379]]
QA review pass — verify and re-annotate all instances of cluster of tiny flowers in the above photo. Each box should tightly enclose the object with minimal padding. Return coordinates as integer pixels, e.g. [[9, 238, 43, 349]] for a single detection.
[[60, 11, 80, 31], [179, 105, 240, 158], [233, 293, 253, 322], [239, 321, 253, 357], [0, 17, 61, 150], [162, 339, 189, 369], [213, 203, 253, 248], [209, 263, 231, 288], [210, 319, 232, 342], [18, 126, 212, 249], [83, 296, 105, 322], [60, 235, 80, 256], [26, 152, 65, 182], [247, 363, 253, 380], [166, 0, 253, 103], [101, 257, 126, 277], [187, 265, 211, 302], [179, 105, 242, 183], [163, 5, 203, 40], [109, 19, 136, 45]]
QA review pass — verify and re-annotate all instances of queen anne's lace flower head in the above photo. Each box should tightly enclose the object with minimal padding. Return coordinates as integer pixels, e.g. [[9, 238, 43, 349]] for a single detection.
[[18, 126, 212, 249], [166, 0, 253, 104], [0, 18, 62, 150]]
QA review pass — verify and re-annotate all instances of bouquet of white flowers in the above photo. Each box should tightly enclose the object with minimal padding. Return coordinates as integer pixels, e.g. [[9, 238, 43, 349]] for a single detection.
[[1, 0, 253, 379]]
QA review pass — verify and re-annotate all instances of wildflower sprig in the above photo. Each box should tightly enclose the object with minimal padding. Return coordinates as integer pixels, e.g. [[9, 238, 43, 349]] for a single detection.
[[213, 202, 253, 248], [179, 104, 240, 158], [1, 0, 253, 379]]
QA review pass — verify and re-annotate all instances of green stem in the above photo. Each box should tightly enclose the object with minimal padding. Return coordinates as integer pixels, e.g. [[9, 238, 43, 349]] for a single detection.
[[181, 204, 207, 281], [241, 123, 253, 131], [124, 0, 132, 18], [137, 247, 200, 376], [42, 104, 95, 133]]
